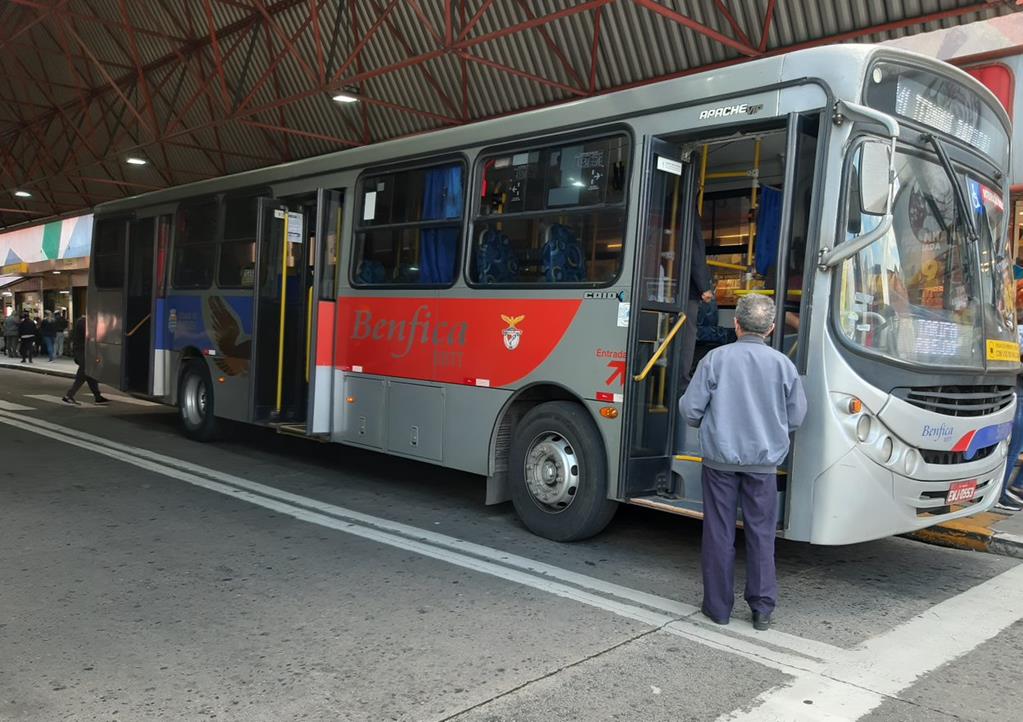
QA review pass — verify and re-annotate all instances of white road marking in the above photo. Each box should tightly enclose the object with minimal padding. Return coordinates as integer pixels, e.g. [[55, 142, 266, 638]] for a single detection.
[[0, 409, 835, 669], [0, 400, 35, 411], [100, 393, 161, 407], [4, 407, 1023, 722], [24, 394, 99, 407]]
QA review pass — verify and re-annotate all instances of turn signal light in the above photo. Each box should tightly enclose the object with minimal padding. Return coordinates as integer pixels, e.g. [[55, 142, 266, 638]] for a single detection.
[[217, 376, 226, 384], [346, 396, 356, 404], [599, 406, 618, 419], [847, 397, 863, 414]]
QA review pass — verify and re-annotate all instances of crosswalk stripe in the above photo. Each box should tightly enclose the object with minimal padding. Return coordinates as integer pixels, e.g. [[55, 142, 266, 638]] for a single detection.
[[0, 400, 35, 411], [101, 393, 161, 407], [25, 394, 100, 407]]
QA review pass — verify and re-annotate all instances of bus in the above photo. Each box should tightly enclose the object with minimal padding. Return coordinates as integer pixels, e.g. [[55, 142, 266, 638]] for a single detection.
[[86, 44, 1018, 545]]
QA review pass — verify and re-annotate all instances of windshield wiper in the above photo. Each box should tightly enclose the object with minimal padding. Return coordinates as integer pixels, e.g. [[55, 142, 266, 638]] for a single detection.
[[922, 133, 980, 245], [923, 133, 980, 303]]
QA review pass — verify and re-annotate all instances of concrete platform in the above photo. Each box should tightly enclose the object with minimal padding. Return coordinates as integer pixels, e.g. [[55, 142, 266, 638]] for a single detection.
[[909, 507, 1023, 559], [0, 354, 77, 379]]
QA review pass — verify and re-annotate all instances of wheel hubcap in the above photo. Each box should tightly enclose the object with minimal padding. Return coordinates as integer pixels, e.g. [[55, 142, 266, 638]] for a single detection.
[[182, 375, 207, 426], [524, 432, 580, 513]]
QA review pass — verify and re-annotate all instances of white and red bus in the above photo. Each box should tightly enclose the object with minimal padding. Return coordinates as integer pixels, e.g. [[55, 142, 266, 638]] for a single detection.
[[87, 44, 1018, 544]]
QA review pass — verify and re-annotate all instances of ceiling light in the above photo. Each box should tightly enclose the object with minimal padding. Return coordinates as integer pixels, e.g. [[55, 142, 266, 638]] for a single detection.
[[13, 190, 31, 198], [52, 270, 61, 274], [332, 92, 359, 103], [125, 157, 147, 165]]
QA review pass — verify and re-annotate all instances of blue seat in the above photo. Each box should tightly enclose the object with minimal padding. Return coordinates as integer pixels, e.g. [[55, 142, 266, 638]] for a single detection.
[[542, 223, 586, 282], [356, 259, 386, 284], [476, 228, 519, 283]]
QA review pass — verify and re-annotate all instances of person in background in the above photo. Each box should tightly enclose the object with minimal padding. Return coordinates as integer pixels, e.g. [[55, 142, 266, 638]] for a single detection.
[[18, 312, 37, 364], [39, 311, 56, 362], [62, 314, 108, 405], [3, 311, 18, 358], [679, 294, 807, 631], [679, 216, 715, 385], [54, 310, 68, 358], [996, 296, 1023, 513]]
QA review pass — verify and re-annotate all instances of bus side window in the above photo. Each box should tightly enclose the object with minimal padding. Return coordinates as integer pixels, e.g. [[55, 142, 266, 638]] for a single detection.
[[471, 134, 630, 286], [172, 201, 219, 290], [351, 163, 463, 287], [218, 195, 259, 289]]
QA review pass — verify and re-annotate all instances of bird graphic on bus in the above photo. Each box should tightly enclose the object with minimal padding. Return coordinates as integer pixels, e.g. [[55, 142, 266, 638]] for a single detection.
[[501, 314, 525, 351], [202, 296, 252, 376]]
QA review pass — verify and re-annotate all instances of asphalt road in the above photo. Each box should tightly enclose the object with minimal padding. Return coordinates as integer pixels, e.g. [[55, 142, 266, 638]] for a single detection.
[[1, 368, 1021, 721]]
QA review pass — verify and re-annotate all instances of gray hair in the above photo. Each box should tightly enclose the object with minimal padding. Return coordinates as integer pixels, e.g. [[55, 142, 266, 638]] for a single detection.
[[735, 294, 776, 335]]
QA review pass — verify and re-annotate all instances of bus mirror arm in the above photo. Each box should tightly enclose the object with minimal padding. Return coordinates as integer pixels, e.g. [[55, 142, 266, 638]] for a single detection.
[[833, 101, 900, 138], [819, 213, 894, 270]]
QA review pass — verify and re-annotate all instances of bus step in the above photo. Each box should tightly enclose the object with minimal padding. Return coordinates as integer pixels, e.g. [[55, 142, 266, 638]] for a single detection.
[[272, 423, 330, 442], [627, 495, 705, 520]]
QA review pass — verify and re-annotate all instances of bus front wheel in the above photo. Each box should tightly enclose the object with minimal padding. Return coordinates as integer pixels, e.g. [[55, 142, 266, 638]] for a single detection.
[[179, 361, 217, 442], [509, 401, 617, 542]]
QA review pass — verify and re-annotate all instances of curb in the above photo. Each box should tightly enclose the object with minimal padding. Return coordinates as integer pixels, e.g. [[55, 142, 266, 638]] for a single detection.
[[907, 511, 1023, 558], [0, 362, 76, 380]]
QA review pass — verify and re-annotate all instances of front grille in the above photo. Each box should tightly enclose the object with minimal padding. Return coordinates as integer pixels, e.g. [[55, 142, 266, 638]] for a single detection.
[[920, 444, 997, 465], [894, 385, 1014, 417]]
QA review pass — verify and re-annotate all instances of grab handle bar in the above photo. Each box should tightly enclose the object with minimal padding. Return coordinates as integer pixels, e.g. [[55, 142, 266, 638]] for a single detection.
[[633, 313, 686, 382]]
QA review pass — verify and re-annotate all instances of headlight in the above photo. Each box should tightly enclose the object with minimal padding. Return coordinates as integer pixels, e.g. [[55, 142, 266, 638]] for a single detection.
[[904, 449, 919, 476], [882, 436, 894, 463], [856, 415, 872, 442]]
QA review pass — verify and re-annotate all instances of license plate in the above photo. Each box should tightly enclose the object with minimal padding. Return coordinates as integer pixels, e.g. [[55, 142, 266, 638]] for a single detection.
[[946, 480, 977, 504]]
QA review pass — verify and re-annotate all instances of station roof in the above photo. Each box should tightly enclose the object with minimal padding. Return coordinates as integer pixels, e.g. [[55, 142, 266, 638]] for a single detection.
[[0, 0, 1019, 229]]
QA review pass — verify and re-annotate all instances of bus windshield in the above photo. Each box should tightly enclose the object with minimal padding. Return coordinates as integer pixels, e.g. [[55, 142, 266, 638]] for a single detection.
[[835, 145, 1014, 370]]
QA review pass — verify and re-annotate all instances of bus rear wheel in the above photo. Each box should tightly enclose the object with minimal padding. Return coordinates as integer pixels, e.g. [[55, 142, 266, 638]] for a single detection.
[[509, 401, 617, 542], [179, 361, 217, 442]]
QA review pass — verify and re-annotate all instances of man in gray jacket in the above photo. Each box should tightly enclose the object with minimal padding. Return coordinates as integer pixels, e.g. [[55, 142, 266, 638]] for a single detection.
[[679, 294, 806, 630]]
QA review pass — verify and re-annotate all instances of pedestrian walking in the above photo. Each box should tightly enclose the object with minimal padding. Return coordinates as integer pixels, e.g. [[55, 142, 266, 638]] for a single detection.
[[54, 310, 68, 358], [4, 312, 18, 358], [62, 314, 108, 405], [40, 311, 57, 362], [679, 294, 807, 631], [18, 312, 37, 364]]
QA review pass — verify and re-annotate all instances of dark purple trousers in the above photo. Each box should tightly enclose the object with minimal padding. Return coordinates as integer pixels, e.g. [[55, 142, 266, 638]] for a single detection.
[[701, 466, 778, 622]]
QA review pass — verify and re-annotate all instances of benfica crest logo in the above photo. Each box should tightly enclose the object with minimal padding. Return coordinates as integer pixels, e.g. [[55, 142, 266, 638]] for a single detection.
[[501, 314, 525, 351]]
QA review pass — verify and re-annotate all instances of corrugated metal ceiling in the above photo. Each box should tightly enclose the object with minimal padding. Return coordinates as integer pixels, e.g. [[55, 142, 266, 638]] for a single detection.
[[0, 0, 1018, 229]]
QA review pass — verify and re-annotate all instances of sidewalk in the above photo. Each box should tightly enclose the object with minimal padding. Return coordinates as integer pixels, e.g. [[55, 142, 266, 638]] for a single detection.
[[0, 354, 78, 379], [910, 507, 1023, 559]]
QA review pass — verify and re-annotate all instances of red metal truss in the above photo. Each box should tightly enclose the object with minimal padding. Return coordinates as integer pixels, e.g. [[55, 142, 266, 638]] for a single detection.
[[0, 0, 1017, 229]]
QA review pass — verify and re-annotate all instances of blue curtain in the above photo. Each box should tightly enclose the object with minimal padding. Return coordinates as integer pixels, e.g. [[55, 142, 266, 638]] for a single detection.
[[754, 186, 782, 277], [419, 165, 462, 284]]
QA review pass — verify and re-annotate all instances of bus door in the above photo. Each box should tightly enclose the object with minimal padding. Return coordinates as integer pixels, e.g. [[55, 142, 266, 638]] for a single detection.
[[251, 194, 319, 430], [123, 217, 156, 393], [622, 138, 695, 501], [307, 189, 343, 435]]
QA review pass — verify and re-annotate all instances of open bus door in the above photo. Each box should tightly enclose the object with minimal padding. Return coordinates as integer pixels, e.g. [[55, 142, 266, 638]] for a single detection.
[[251, 193, 328, 433], [622, 138, 695, 505], [87, 215, 157, 394]]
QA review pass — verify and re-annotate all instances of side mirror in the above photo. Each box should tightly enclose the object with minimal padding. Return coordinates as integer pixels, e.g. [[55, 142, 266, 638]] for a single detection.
[[859, 141, 892, 216]]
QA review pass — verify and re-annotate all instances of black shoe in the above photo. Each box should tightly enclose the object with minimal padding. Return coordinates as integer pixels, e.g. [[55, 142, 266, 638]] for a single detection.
[[700, 606, 729, 625], [995, 496, 1023, 513], [93, 396, 110, 404], [61, 396, 80, 406], [752, 611, 772, 631]]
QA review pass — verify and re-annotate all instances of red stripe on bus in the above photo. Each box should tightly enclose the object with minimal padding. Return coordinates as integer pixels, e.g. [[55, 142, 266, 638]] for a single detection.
[[316, 300, 335, 367], [334, 297, 582, 388]]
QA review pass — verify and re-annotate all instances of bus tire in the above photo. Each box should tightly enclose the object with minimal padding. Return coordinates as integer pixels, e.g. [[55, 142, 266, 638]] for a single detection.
[[179, 361, 217, 442], [509, 401, 617, 542]]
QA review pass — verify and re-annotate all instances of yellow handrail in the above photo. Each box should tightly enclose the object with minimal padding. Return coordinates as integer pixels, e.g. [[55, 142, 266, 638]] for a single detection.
[[633, 313, 686, 382], [275, 214, 289, 415], [305, 286, 313, 384], [733, 289, 803, 296], [707, 259, 747, 272], [125, 313, 151, 337]]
